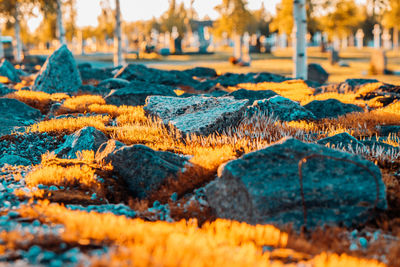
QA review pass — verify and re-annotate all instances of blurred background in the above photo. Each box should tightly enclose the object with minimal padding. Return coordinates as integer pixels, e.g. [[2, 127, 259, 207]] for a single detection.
[[1, 0, 400, 83]]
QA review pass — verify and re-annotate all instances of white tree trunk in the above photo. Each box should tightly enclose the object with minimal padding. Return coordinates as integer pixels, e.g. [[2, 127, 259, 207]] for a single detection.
[[14, 3, 23, 62], [293, 0, 307, 79], [114, 0, 124, 66], [57, 0, 66, 46], [233, 33, 242, 60], [0, 28, 4, 59]]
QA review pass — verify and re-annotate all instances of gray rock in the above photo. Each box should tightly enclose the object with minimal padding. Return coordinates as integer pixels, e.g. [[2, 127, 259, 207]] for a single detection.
[[0, 84, 16, 97], [214, 72, 288, 87], [377, 125, 400, 136], [205, 138, 387, 229], [144, 95, 248, 135], [105, 80, 177, 107], [317, 132, 364, 151], [248, 96, 315, 121], [0, 59, 21, 83], [53, 127, 108, 159], [304, 99, 363, 119], [102, 144, 188, 199], [307, 63, 329, 84], [0, 98, 42, 136], [360, 139, 400, 153], [0, 154, 31, 166], [79, 67, 114, 81], [316, 79, 379, 94], [97, 78, 130, 90], [33, 45, 82, 93], [183, 67, 217, 78], [227, 88, 278, 103]]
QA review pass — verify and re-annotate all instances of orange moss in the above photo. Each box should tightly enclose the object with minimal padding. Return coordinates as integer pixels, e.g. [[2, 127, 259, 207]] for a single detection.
[[56, 95, 106, 114], [5, 90, 69, 113]]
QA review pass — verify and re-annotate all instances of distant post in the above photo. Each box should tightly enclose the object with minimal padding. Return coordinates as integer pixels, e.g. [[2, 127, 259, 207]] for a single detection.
[[382, 28, 392, 50], [233, 33, 242, 61], [373, 24, 381, 49], [114, 0, 124, 66], [293, 0, 307, 79], [242, 32, 251, 65], [356, 29, 364, 50], [0, 28, 4, 59]]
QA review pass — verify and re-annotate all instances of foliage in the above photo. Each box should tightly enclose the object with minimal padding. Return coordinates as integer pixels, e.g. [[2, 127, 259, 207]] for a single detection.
[[213, 0, 252, 37]]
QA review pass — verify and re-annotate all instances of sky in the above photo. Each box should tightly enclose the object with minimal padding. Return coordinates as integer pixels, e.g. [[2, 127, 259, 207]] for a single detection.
[[28, 0, 280, 31]]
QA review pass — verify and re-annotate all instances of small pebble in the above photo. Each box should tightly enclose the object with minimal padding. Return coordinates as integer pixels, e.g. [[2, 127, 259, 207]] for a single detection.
[[359, 237, 368, 248], [349, 243, 358, 251]]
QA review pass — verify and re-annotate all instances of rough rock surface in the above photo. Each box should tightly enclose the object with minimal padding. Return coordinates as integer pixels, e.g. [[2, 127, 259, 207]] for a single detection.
[[317, 132, 364, 151], [226, 88, 278, 103], [0, 98, 42, 136], [213, 72, 289, 87], [102, 144, 188, 199], [304, 99, 363, 119], [0, 84, 16, 97], [205, 138, 387, 229], [53, 127, 108, 159], [307, 63, 329, 84], [32, 45, 82, 93], [248, 96, 315, 121], [377, 125, 400, 136], [79, 67, 114, 81], [0, 154, 31, 167], [144, 96, 248, 135], [0, 59, 21, 83], [95, 139, 125, 162], [183, 67, 217, 78], [105, 80, 177, 106]]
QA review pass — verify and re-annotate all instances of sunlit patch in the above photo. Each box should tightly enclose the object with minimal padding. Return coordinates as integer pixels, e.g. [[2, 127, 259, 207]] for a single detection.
[[174, 89, 185, 96], [0, 76, 9, 83]]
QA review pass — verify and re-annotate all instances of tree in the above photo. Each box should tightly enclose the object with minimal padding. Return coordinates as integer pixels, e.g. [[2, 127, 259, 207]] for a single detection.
[[113, 0, 124, 66], [293, 0, 307, 79], [382, 0, 400, 50], [213, 0, 252, 38], [160, 0, 188, 36], [56, 0, 66, 45]]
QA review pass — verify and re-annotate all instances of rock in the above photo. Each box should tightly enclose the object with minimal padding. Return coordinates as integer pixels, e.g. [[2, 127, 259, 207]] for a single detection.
[[114, 64, 199, 88], [328, 49, 340, 65], [78, 85, 109, 96], [355, 83, 400, 106], [0, 59, 21, 83], [247, 96, 315, 121], [303, 99, 363, 119], [144, 95, 248, 135], [0, 84, 16, 97], [53, 127, 108, 159], [370, 50, 387, 75], [0, 154, 31, 166], [105, 80, 177, 107], [183, 67, 217, 78], [206, 90, 228, 97], [193, 80, 219, 91], [97, 78, 130, 90], [205, 138, 387, 229], [307, 63, 329, 84], [360, 139, 400, 153], [377, 125, 400, 136], [32, 45, 82, 93], [79, 67, 114, 81], [316, 79, 379, 94], [77, 63, 92, 70], [227, 88, 278, 103], [214, 72, 288, 87], [317, 132, 364, 151], [0, 98, 42, 136], [95, 139, 125, 162], [102, 144, 188, 199]]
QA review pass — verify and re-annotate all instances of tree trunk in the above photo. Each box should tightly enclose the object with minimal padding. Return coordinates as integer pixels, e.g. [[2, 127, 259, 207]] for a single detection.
[[394, 26, 399, 51], [113, 0, 124, 66], [233, 33, 242, 61], [56, 0, 66, 45], [293, 0, 307, 79], [0, 28, 4, 59], [14, 3, 23, 62]]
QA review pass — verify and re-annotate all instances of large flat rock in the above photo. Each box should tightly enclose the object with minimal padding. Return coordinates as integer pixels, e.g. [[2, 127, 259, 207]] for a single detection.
[[205, 138, 387, 229], [144, 96, 248, 135]]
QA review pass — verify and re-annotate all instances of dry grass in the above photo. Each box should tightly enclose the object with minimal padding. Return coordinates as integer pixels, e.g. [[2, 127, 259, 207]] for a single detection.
[[55, 95, 105, 114], [13, 201, 386, 267], [27, 115, 110, 134], [5, 90, 69, 113]]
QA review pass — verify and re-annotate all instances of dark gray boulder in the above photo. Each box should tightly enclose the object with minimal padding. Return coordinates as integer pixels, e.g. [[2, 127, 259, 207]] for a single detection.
[[377, 125, 400, 136], [307, 63, 329, 84], [183, 67, 217, 78], [102, 144, 188, 199], [360, 139, 400, 153], [214, 72, 289, 87], [97, 78, 130, 90], [303, 99, 363, 119], [32, 45, 82, 93], [0, 154, 31, 167], [79, 67, 114, 81], [0, 84, 16, 97], [144, 95, 248, 135], [114, 64, 199, 88], [0, 59, 21, 83], [105, 80, 177, 106], [205, 138, 387, 229], [247, 96, 315, 121], [317, 132, 364, 151], [0, 98, 42, 136], [316, 79, 379, 94], [227, 88, 278, 103], [53, 127, 108, 159]]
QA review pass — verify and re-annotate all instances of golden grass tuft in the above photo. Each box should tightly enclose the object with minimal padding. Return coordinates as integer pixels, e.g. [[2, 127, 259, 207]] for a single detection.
[[5, 90, 69, 113], [55, 95, 106, 114], [27, 115, 110, 134]]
